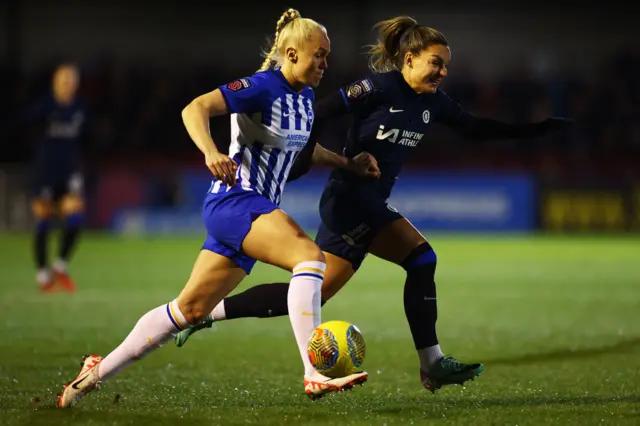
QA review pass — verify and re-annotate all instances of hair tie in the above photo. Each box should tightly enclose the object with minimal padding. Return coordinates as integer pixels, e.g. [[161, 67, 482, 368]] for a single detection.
[[399, 24, 420, 46]]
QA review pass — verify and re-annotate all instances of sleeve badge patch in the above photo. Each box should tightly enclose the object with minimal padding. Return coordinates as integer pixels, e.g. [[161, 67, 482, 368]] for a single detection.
[[346, 78, 374, 100], [227, 78, 252, 92]]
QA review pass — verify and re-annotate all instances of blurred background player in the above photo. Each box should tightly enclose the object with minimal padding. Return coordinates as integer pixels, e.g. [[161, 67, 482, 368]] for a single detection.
[[26, 63, 87, 292], [174, 16, 574, 392], [57, 9, 375, 408]]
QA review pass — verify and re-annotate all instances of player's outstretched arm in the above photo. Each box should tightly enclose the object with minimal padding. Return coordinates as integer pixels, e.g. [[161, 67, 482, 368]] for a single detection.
[[436, 90, 574, 140], [456, 113, 574, 140]]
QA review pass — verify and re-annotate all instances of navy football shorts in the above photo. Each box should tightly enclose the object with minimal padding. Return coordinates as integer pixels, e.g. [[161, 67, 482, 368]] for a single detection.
[[315, 179, 403, 270]]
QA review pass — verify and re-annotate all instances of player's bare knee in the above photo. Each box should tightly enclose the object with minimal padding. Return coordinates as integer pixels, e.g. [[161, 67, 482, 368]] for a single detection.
[[294, 240, 325, 265], [176, 296, 209, 325]]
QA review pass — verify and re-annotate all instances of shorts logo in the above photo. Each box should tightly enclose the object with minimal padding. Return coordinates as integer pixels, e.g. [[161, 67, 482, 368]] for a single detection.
[[422, 110, 431, 123], [341, 223, 370, 246], [227, 78, 252, 92], [341, 234, 356, 246]]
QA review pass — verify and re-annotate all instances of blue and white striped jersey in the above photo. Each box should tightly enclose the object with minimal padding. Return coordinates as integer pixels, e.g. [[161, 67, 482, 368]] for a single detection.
[[211, 69, 315, 205]]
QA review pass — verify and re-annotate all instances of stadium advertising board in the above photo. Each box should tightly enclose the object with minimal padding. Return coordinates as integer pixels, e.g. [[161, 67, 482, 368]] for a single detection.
[[539, 183, 640, 232], [111, 170, 535, 234]]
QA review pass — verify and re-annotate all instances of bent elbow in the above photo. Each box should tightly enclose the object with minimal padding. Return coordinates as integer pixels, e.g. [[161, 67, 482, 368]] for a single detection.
[[181, 102, 194, 121]]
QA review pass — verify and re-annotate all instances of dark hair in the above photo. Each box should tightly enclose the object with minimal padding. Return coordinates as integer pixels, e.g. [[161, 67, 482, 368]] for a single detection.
[[366, 16, 448, 73]]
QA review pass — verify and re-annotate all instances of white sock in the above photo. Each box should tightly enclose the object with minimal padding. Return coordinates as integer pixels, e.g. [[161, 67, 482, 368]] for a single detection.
[[53, 258, 68, 273], [418, 344, 444, 372], [211, 300, 226, 321], [288, 261, 324, 377], [98, 299, 189, 381], [36, 269, 51, 285]]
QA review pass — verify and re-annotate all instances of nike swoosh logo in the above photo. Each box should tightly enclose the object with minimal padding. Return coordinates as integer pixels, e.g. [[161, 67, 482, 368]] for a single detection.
[[283, 112, 293, 117], [71, 375, 88, 390], [301, 311, 318, 316], [389, 107, 404, 113]]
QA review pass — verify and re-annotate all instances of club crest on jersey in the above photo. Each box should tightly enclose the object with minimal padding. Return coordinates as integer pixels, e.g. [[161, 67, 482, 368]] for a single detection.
[[227, 78, 252, 92], [422, 110, 431, 123], [346, 78, 373, 100], [307, 108, 314, 125]]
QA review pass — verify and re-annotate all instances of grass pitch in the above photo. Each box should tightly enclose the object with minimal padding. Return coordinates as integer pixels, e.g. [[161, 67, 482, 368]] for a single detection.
[[0, 233, 638, 425]]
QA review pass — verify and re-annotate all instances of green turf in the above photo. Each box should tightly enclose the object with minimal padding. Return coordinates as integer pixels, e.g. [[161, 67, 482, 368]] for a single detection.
[[0, 233, 639, 425]]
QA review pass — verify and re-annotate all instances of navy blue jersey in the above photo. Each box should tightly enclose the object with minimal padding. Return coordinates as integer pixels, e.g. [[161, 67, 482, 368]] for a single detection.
[[283, 71, 568, 267], [288, 70, 557, 200], [26, 94, 88, 177], [332, 70, 463, 199]]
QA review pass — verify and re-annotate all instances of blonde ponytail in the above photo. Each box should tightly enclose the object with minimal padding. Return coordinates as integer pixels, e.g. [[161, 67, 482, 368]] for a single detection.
[[257, 8, 326, 72], [258, 9, 301, 72]]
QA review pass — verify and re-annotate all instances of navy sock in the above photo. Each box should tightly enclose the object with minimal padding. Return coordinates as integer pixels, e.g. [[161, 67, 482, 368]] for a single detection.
[[34, 220, 51, 269], [401, 242, 439, 349], [225, 283, 327, 319], [60, 214, 83, 261]]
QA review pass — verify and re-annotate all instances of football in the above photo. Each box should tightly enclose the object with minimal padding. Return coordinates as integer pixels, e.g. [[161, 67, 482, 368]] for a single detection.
[[307, 320, 366, 378]]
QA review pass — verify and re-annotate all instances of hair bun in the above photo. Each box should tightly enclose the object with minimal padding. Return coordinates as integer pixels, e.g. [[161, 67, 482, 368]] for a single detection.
[[283, 8, 301, 25]]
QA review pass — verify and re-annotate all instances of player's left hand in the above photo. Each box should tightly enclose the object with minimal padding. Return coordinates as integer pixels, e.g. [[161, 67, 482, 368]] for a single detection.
[[351, 151, 381, 179], [544, 117, 575, 132]]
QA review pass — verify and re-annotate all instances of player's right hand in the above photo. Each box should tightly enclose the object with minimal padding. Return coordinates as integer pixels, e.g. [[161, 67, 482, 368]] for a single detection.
[[205, 151, 238, 186], [351, 151, 381, 179]]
